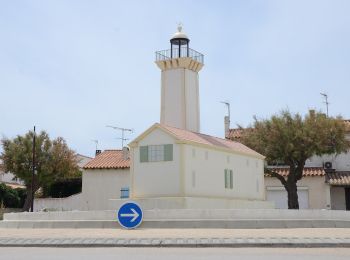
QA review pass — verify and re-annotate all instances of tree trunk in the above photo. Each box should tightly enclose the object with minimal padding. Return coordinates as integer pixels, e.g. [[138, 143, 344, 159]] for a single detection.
[[22, 187, 32, 211], [286, 180, 299, 209], [22, 182, 39, 212]]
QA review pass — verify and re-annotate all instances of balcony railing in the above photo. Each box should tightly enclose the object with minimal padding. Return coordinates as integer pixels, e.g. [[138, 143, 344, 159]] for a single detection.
[[155, 47, 204, 64]]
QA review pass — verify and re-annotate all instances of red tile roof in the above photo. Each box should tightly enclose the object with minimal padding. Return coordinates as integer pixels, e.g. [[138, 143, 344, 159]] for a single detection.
[[265, 167, 325, 177], [326, 172, 350, 186], [83, 150, 130, 169], [159, 124, 264, 158]]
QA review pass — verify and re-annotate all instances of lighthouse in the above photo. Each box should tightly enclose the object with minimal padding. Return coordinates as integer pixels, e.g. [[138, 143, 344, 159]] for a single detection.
[[155, 25, 204, 133]]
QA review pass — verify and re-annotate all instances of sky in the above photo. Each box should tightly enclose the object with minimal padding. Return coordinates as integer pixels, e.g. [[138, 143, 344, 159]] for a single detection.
[[0, 0, 349, 157]]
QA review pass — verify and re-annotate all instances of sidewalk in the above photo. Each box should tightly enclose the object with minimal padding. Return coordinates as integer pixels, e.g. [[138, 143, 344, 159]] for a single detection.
[[1, 228, 350, 247]]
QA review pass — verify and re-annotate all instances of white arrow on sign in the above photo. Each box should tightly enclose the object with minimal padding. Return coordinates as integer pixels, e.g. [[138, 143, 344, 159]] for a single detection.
[[120, 208, 139, 222]]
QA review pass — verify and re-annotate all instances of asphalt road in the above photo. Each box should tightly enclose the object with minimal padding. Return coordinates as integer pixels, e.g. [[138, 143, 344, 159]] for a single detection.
[[1, 248, 350, 260]]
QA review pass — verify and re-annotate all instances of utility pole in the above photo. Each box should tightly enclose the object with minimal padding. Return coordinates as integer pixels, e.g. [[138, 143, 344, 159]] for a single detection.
[[221, 101, 231, 139], [91, 139, 98, 150], [106, 125, 133, 148], [320, 93, 329, 117], [30, 126, 36, 212]]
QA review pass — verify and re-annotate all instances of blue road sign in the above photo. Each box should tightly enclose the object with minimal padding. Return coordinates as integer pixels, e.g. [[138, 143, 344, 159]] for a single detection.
[[117, 201, 143, 229]]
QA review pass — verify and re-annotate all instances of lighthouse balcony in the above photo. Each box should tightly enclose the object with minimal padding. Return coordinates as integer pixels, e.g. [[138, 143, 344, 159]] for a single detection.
[[155, 47, 204, 64]]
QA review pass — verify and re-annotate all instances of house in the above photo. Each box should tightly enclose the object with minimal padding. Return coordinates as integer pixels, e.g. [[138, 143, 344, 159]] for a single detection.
[[81, 150, 130, 210], [0, 160, 25, 189], [126, 123, 272, 209], [227, 120, 350, 210]]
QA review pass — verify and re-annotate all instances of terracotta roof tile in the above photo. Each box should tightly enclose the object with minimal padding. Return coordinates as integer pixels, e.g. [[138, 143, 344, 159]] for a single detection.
[[265, 167, 325, 177], [159, 124, 264, 158], [83, 150, 130, 169], [326, 172, 350, 186]]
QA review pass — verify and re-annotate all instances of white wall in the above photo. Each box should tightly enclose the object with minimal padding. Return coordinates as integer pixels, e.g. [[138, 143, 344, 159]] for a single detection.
[[0, 172, 24, 186], [82, 168, 130, 210], [131, 128, 181, 198], [264, 176, 330, 209], [305, 150, 350, 171], [34, 193, 82, 212], [183, 145, 265, 200], [331, 186, 346, 210], [161, 68, 200, 132]]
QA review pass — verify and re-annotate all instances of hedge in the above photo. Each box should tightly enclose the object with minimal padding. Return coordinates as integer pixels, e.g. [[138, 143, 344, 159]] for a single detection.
[[0, 183, 26, 208]]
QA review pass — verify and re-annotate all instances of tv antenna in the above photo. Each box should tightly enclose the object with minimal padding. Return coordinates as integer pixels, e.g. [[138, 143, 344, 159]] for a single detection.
[[320, 93, 329, 117], [106, 125, 133, 148], [91, 139, 98, 150]]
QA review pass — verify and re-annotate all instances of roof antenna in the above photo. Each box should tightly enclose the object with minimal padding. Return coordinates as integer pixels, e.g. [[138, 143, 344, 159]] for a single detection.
[[220, 101, 231, 138], [106, 125, 133, 148], [320, 93, 329, 117]]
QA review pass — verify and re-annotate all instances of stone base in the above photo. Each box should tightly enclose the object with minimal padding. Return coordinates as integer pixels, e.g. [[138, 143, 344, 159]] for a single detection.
[[108, 197, 274, 210], [2, 208, 350, 229]]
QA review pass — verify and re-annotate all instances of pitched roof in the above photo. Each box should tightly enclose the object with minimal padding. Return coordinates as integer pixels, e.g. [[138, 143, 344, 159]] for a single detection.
[[83, 150, 130, 169], [265, 167, 325, 177], [153, 124, 264, 159], [326, 172, 350, 186]]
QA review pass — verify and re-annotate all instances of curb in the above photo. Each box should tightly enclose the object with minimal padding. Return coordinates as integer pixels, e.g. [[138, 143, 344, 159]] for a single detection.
[[0, 237, 350, 248]]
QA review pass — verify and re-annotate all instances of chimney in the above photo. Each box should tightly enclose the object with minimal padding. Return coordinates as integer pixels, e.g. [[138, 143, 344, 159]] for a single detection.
[[95, 150, 101, 156], [122, 147, 129, 160], [224, 116, 230, 139]]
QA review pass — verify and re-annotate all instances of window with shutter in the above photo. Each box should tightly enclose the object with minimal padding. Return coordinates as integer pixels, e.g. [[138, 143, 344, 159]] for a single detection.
[[140, 146, 148, 162]]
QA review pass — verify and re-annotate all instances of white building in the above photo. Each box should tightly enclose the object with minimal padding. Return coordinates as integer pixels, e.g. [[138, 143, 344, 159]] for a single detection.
[[34, 26, 273, 211], [126, 123, 271, 209]]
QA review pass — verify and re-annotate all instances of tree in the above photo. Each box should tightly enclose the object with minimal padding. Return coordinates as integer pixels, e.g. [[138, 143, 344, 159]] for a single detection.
[[238, 110, 349, 209], [1, 130, 80, 211]]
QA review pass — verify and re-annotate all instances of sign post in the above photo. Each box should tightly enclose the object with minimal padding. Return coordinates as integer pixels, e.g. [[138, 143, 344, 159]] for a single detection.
[[117, 201, 143, 229]]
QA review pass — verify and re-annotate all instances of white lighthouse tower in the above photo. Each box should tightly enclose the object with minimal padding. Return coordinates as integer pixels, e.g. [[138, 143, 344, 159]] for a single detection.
[[155, 25, 204, 132]]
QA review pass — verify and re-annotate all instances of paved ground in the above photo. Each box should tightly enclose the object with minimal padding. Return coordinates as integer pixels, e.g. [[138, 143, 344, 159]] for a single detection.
[[1, 248, 350, 260], [0, 228, 350, 247]]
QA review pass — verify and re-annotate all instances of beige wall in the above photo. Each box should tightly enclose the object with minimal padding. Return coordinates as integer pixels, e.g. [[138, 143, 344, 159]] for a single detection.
[[82, 168, 130, 210], [131, 127, 266, 201], [264, 176, 329, 209], [161, 67, 200, 132], [331, 186, 346, 210], [183, 144, 265, 200], [131, 128, 181, 198]]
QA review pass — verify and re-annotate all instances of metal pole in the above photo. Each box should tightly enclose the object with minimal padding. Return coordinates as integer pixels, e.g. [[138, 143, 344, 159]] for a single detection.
[[31, 126, 36, 212]]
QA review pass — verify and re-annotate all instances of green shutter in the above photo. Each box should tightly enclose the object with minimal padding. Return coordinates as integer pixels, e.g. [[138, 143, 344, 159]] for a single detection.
[[164, 144, 173, 161], [140, 146, 148, 162], [224, 169, 228, 188], [230, 170, 233, 189]]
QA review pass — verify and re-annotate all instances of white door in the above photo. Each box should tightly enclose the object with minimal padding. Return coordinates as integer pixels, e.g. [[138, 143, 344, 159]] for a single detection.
[[266, 188, 309, 209]]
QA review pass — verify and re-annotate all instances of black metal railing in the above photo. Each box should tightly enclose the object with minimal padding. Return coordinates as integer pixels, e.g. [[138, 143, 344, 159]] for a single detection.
[[155, 47, 204, 64]]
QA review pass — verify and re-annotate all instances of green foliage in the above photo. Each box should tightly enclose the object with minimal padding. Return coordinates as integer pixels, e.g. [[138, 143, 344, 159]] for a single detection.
[[0, 130, 81, 210], [44, 178, 82, 198], [0, 183, 26, 208], [241, 110, 349, 166], [239, 110, 349, 209]]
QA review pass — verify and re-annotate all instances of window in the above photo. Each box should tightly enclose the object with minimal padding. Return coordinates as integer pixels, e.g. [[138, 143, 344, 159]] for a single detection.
[[205, 151, 208, 160], [140, 144, 173, 162], [192, 148, 196, 158], [120, 187, 129, 199], [227, 156, 230, 163], [149, 145, 164, 162], [224, 169, 233, 189]]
